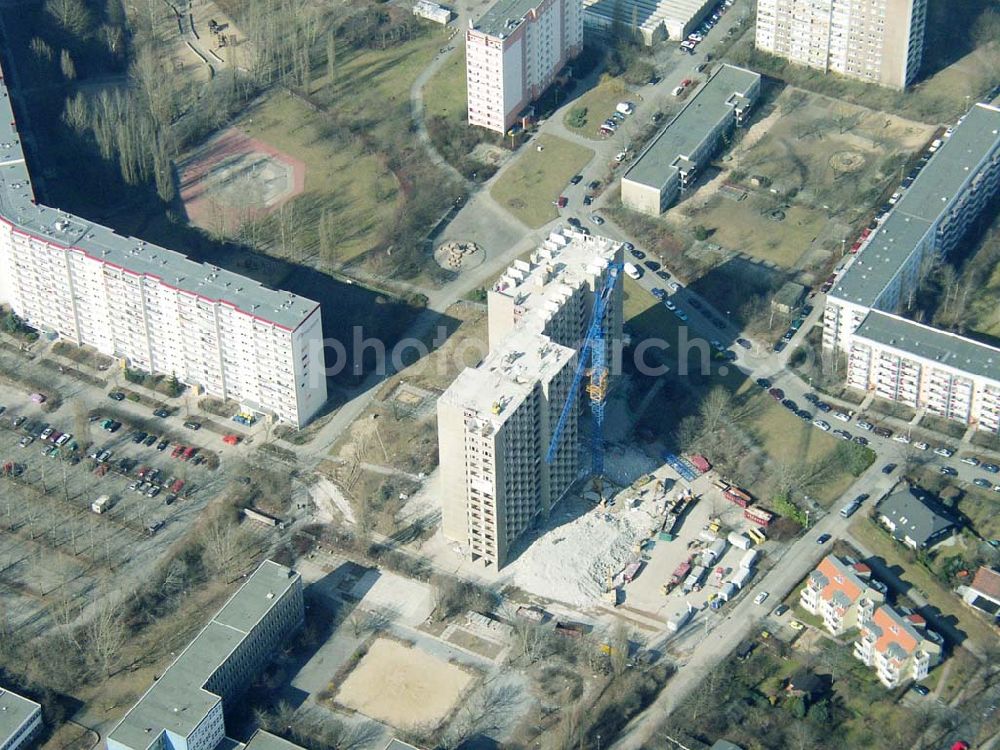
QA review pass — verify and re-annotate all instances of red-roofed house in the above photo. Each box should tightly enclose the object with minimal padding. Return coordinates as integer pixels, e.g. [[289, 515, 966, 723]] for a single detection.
[[800, 555, 886, 635], [853, 604, 943, 687], [962, 566, 1000, 622]]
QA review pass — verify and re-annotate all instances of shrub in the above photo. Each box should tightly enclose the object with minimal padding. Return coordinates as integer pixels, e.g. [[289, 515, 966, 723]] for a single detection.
[[567, 106, 588, 128]]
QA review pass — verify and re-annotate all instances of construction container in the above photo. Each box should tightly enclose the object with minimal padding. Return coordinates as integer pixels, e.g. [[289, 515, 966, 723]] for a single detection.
[[728, 532, 752, 550], [740, 549, 759, 570]]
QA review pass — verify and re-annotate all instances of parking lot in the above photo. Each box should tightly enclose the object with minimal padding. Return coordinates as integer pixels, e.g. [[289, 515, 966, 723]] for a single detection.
[[0, 380, 229, 635]]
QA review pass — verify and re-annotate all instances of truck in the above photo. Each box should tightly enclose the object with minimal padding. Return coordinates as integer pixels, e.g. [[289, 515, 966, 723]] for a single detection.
[[727, 532, 752, 550], [616, 101, 634, 115], [746, 526, 767, 544], [662, 560, 692, 594], [623, 561, 643, 583], [689, 454, 711, 473], [718, 581, 738, 602], [665, 603, 695, 633], [730, 566, 753, 590], [91, 495, 113, 514], [682, 565, 707, 593], [744, 506, 774, 527]]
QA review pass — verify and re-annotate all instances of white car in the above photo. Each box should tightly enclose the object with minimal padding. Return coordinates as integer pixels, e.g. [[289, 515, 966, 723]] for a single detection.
[[934, 446, 955, 458], [833, 411, 851, 422], [55, 433, 72, 446], [892, 433, 911, 444], [754, 592, 769, 605], [672, 86, 685, 97], [590, 213, 605, 225], [914, 441, 929, 451], [688, 32, 703, 41], [961, 456, 981, 466], [624, 263, 643, 280], [40, 427, 54, 440], [664, 300, 676, 310], [813, 420, 831, 431], [857, 420, 874, 431], [669, 281, 681, 291]]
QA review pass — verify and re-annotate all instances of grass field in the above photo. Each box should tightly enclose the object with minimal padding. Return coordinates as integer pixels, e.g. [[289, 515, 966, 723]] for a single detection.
[[623, 277, 857, 507], [423, 45, 468, 124], [849, 516, 998, 652], [563, 79, 633, 140], [490, 134, 594, 228], [969, 256, 1000, 339], [235, 95, 399, 263], [683, 195, 830, 269]]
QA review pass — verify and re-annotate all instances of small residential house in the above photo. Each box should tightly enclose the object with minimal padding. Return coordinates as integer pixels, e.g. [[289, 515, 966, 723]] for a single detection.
[[962, 566, 1000, 622], [877, 485, 958, 549]]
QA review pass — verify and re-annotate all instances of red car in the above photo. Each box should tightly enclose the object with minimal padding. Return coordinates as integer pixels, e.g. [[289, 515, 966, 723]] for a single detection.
[[171, 445, 185, 459], [681, 78, 692, 87], [182, 446, 197, 461], [556, 196, 568, 208], [768, 387, 784, 401], [951, 743, 969, 750]]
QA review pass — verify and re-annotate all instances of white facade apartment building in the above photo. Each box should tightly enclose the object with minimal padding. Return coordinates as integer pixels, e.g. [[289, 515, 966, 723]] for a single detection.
[[466, 0, 583, 133], [800, 555, 886, 636], [853, 605, 942, 688], [0, 687, 42, 750], [107, 560, 304, 750], [0, 64, 326, 428], [755, 0, 926, 89], [438, 230, 623, 568], [824, 103, 1000, 433]]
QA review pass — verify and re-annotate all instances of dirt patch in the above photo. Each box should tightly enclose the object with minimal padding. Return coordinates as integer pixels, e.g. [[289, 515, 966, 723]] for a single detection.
[[177, 127, 306, 234], [334, 637, 474, 728]]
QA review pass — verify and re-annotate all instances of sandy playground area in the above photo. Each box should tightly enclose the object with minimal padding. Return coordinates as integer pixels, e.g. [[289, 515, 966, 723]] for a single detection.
[[335, 638, 474, 728]]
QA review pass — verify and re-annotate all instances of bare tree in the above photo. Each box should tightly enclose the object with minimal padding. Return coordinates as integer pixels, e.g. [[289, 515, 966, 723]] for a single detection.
[[87, 590, 128, 677]]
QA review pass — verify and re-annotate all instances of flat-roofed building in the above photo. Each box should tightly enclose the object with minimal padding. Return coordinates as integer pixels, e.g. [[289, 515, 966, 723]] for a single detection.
[[0, 60, 326, 428], [0, 687, 42, 750], [581, 0, 717, 45], [106, 560, 304, 750], [823, 103, 1000, 433], [438, 229, 623, 568], [620, 65, 760, 215], [755, 0, 927, 89], [466, 0, 583, 133]]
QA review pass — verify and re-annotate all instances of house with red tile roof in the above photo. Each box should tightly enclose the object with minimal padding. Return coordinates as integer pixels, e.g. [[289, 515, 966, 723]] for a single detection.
[[853, 604, 943, 688], [800, 555, 887, 635], [962, 566, 1000, 622]]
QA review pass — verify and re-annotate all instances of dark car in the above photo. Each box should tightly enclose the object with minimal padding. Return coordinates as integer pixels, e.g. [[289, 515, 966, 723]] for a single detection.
[[567, 216, 582, 228], [756, 378, 771, 389], [816, 533, 831, 545], [882, 463, 897, 474], [153, 408, 170, 418], [974, 477, 992, 488], [644, 261, 661, 272], [816, 401, 832, 412], [736, 338, 751, 349], [587, 180, 600, 190], [797, 410, 813, 421], [773, 604, 790, 617], [183, 421, 202, 431], [939, 466, 958, 477], [802, 304, 814, 316], [712, 318, 726, 330], [656, 270, 671, 280], [143, 434, 158, 447], [781, 398, 798, 411], [689, 298, 702, 310], [631, 248, 646, 260], [911, 684, 930, 697], [804, 393, 819, 404], [773, 341, 787, 353], [833, 429, 852, 441], [583, 195, 593, 205], [853, 436, 869, 446], [570, 174, 583, 185], [768, 387, 784, 400], [874, 426, 893, 438], [131, 431, 148, 444], [982, 463, 999, 474], [108, 391, 126, 401], [157, 439, 169, 451]]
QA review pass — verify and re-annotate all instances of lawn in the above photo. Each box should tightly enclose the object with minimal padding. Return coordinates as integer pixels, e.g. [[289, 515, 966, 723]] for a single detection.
[[490, 134, 595, 228], [968, 251, 1000, 339], [679, 195, 831, 269], [236, 95, 400, 264], [848, 516, 998, 652], [423, 44, 468, 124], [563, 79, 633, 140]]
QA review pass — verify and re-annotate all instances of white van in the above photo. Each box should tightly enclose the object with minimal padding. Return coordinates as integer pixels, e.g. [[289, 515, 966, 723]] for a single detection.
[[624, 263, 643, 279]]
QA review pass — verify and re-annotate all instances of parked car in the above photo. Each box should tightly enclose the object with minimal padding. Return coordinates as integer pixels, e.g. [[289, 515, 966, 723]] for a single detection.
[[833, 429, 852, 441], [934, 446, 955, 458], [911, 684, 930, 697], [813, 420, 831, 431], [756, 378, 771, 389], [939, 466, 958, 477], [736, 338, 751, 349], [570, 174, 583, 185], [631, 248, 646, 259], [183, 421, 202, 431], [754, 592, 769, 605], [816, 533, 831, 545], [874, 427, 893, 438], [960, 456, 981, 466], [108, 391, 126, 401], [853, 436, 869, 446], [882, 463, 897, 474], [768, 387, 784, 400], [974, 478, 992, 489]]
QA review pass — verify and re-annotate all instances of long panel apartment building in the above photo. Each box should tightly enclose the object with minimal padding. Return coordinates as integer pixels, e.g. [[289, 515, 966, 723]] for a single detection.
[[621, 64, 760, 215], [466, 0, 583, 133], [0, 687, 42, 750], [438, 229, 623, 568], [755, 0, 927, 89], [824, 102, 1000, 433], [0, 62, 326, 428], [107, 560, 304, 750]]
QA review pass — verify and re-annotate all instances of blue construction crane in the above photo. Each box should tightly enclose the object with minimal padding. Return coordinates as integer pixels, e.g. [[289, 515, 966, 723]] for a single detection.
[[545, 262, 622, 489]]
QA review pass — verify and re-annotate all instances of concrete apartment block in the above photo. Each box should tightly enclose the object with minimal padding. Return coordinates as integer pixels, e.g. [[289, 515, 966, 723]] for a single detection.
[[0, 687, 42, 750]]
